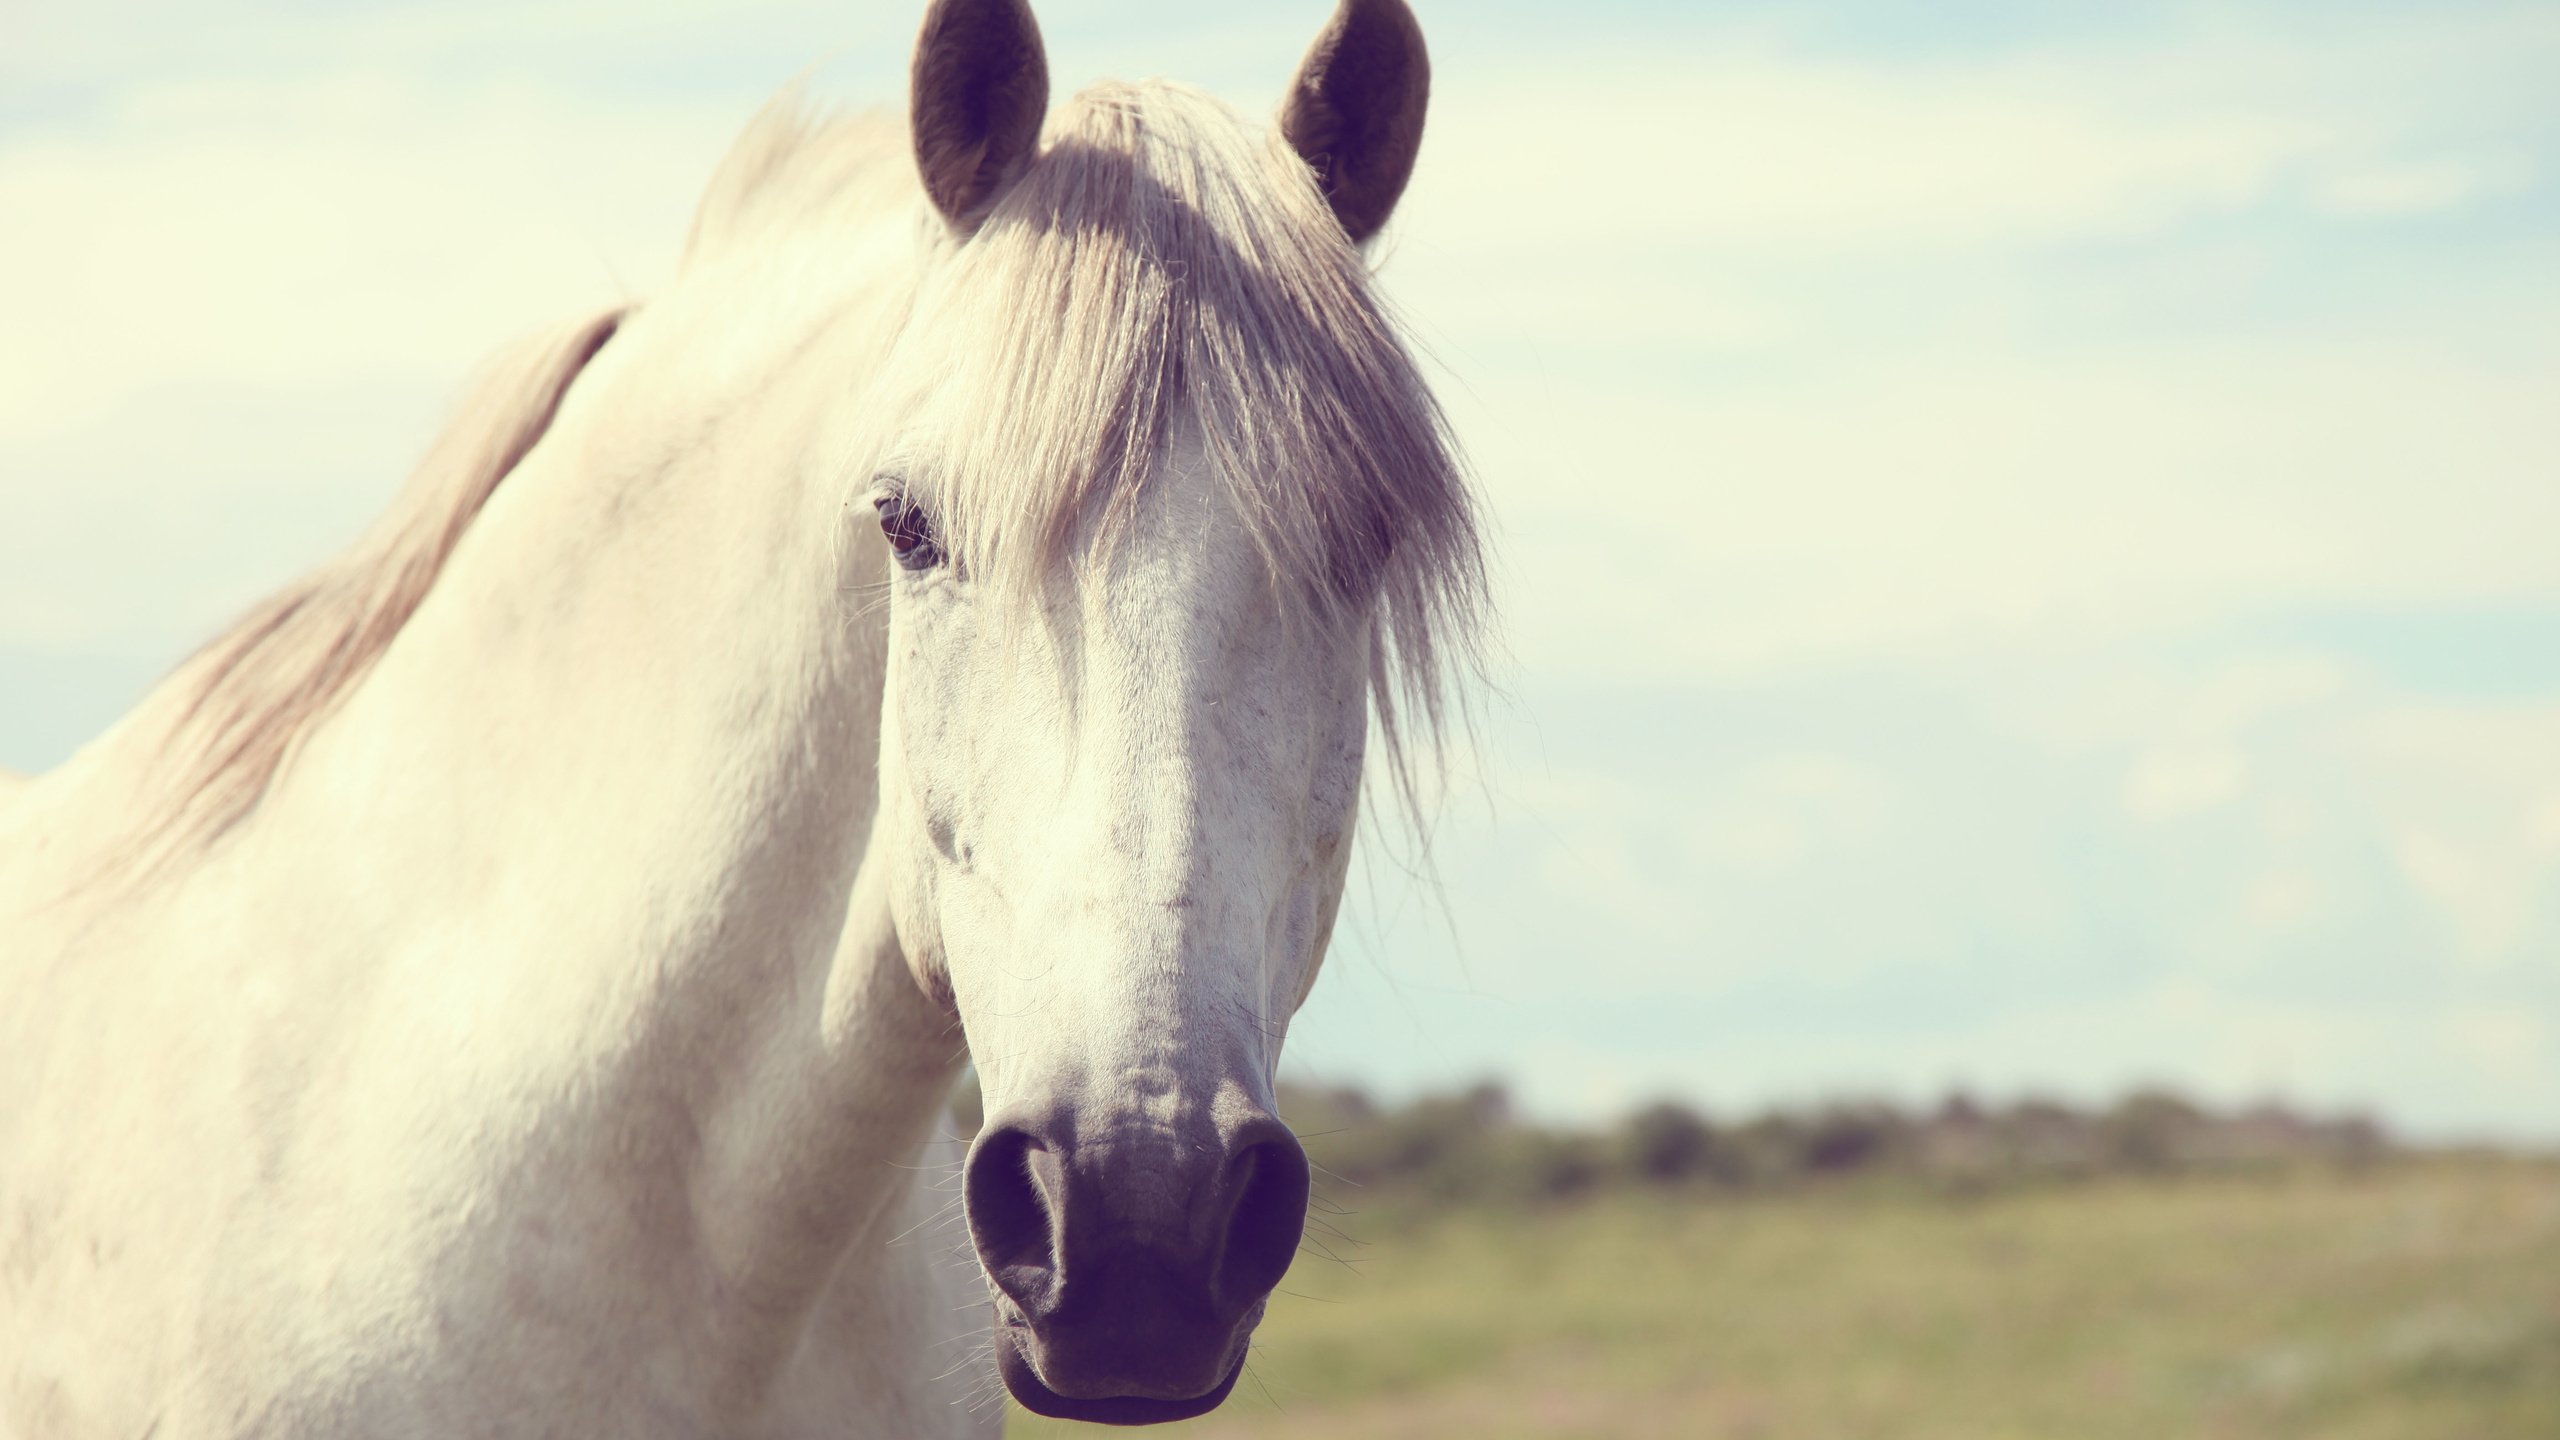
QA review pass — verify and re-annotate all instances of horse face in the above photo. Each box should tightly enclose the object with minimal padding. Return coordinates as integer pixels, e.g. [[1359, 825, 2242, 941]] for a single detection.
[[871, 421, 1365, 1421], [872, 1, 1442, 1418]]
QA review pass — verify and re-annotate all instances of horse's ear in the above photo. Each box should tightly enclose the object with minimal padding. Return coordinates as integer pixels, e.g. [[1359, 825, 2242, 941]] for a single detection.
[[1279, 0, 1431, 244], [910, 0, 1050, 231]]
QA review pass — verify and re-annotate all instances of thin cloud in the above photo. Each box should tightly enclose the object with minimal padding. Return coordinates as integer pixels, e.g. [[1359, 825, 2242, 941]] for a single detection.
[[5, 0, 2556, 1142]]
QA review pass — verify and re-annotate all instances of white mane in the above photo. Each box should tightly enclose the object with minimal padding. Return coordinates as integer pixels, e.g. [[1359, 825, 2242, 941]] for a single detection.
[[116, 309, 620, 874], [116, 82, 1484, 873], [705, 83, 1489, 784]]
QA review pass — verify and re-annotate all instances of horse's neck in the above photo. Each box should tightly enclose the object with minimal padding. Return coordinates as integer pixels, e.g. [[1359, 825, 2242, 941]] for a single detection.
[[44, 284, 956, 1386], [302, 301, 951, 1308]]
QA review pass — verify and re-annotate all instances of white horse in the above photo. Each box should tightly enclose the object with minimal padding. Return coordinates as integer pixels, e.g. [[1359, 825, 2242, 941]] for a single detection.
[[0, 0, 1482, 1434]]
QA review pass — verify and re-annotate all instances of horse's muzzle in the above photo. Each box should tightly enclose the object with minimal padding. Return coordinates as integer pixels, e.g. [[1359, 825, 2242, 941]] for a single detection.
[[964, 1104, 1308, 1423]]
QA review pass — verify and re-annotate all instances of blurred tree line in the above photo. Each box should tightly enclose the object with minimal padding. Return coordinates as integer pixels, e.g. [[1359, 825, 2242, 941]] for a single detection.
[[944, 1073, 2394, 1206], [1272, 1081, 2391, 1205]]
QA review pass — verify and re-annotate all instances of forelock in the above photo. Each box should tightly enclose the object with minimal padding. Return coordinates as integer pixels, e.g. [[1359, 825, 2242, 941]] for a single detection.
[[887, 80, 1488, 789]]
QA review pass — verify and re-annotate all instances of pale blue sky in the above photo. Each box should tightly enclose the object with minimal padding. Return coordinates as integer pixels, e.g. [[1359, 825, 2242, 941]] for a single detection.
[[4, 0, 2555, 1138]]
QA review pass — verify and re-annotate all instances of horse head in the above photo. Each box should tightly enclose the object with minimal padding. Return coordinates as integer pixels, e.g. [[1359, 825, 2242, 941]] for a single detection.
[[872, 0, 1475, 1421]]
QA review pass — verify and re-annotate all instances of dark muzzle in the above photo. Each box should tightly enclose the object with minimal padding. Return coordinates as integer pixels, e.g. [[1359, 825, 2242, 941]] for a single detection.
[[964, 1105, 1309, 1423]]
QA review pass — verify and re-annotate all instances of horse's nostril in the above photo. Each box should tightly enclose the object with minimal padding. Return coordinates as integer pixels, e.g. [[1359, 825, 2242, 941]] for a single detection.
[[966, 1109, 1310, 1339], [1210, 1120, 1311, 1314], [964, 1124, 1060, 1315]]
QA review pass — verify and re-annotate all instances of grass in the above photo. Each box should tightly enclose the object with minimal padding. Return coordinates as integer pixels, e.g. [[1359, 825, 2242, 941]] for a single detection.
[[1007, 1158, 2560, 1438]]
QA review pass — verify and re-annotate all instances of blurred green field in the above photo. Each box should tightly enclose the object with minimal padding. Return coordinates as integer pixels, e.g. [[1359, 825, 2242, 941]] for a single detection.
[[1009, 1159, 2560, 1439]]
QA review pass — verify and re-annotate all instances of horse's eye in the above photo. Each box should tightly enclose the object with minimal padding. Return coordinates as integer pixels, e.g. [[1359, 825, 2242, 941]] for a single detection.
[[875, 494, 942, 571]]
